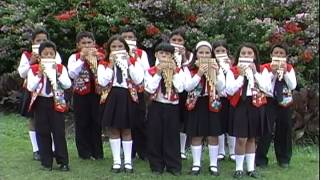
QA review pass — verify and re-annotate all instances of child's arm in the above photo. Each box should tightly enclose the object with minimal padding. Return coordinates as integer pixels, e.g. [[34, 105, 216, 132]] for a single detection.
[[283, 65, 297, 90], [18, 53, 32, 78], [225, 70, 244, 96], [27, 68, 42, 92], [172, 68, 185, 93], [140, 50, 150, 71], [184, 67, 201, 92], [58, 66, 72, 89], [144, 67, 162, 94], [129, 59, 144, 85], [97, 63, 113, 87], [67, 54, 84, 79]]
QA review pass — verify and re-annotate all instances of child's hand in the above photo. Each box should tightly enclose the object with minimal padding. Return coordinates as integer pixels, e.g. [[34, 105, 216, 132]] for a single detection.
[[30, 53, 40, 65]]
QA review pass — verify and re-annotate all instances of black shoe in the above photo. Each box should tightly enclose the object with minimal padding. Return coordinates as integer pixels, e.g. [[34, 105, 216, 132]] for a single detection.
[[110, 164, 122, 173], [209, 166, 220, 176], [181, 153, 187, 160], [123, 163, 134, 173], [247, 170, 259, 178], [233, 170, 244, 179], [278, 163, 289, 169], [218, 154, 225, 161], [33, 151, 40, 161], [40, 165, 52, 171], [189, 166, 201, 175], [167, 169, 181, 176], [59, 164, 70, 171]]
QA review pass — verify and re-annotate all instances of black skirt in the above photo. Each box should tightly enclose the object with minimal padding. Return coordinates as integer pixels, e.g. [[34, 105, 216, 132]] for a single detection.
[[101, 87, 135, 129], [186, 96, 222, 137], [178, 91, 188, 132], [220, 97, 230, 134], [230, 97, 264, 138]]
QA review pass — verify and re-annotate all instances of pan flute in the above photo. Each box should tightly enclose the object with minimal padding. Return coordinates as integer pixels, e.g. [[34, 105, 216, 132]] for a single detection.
[[171, 43, 184, 68], [41, 58, 57, 90], [159, 57, 176, 97], [271, 57, 287, 81], [32, 44, 40, 54], [110, 50, 129, 79], [215, 53, 230, 73], [195, 58, 217, 99]]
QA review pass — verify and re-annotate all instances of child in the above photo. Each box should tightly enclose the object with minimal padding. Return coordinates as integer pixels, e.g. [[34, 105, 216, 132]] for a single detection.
[[67, 31, 104, 160], [120, 27, 150, 160], [211, 40, 236, 161], [226, 43, 269, 178], [98, 35, 144, 173], [184, 41, 225, 176], [144, 42, 185, 175], [27, 41, 71, 171], [17, 28, 61, 160], [256, 43, 297, 168], [169, 29, 193, 160]]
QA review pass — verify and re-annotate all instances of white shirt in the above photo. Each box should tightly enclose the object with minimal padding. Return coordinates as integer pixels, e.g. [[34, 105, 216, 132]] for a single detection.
[[27, 65, 71, 97], [67, 53, 85, 80], [97, 61, 144, 88], [184, 67, 225, 96], [18, 52, 62, 79], [144, 68, 185, 105]]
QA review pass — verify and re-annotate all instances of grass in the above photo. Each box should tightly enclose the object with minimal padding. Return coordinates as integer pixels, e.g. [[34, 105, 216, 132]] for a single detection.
[[0, 113, 319, 180]]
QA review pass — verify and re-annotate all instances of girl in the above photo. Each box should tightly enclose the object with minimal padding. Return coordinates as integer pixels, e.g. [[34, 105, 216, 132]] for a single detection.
[[169, 29, 193, 160], [98, 35, 144, 173], [211, 40, 236, 161], [226, 43, 269, 178], [256, 43, 297, 168], [184, 41, 225, 176]]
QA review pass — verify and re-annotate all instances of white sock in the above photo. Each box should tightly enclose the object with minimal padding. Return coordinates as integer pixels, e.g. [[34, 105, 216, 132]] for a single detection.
[[110, 138, 121, 167], [29, 131, 38, 152], [191, 145, 202, 170], [122, 140, 133, 169], [227, 135, 236, 155], [218, 134, 225, 155], [235, 154, 245, 171], [180, 132, 187, 154], [246, 153, 255, 172], [208, 145, 219, 171], [51, 133, 55, 152]]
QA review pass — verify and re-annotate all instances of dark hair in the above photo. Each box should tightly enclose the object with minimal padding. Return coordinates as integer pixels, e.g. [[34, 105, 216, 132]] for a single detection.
[[211, 40, 229, 58], [31, 28, 49, 41], [235, 42, 260, 72], [104, 35, 130, 59], [39, 41, 56, 56], [270, 43, 289, 56], [76, 31, 95, 43], [120, 26, 136, 37], [154, 42, 175, 54], [169, 29, 186, 40]]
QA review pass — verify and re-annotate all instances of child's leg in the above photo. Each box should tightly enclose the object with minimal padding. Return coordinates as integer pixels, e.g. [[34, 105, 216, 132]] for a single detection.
[[180, 132, 187, 158], [110, 128, 121, 170], [218, 134, 225, 159], [28, 118, 39, 159], [245, 138, 256, 172], [227, 134, 236, 160], [121, 129, 133, 170], [235, 137, 247, 172], [191, 137, 203, 172], [208, 136, 219, 173], [89, 94, 103, 159]]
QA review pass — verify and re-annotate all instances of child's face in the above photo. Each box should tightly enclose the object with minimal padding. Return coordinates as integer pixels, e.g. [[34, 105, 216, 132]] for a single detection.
[[155, 50, 172, 61], [40, 47, 56, 59], [196, 46, 211, 59], [169, 35, 185, 46], [239, 47, 255, 59], [110, 40, 125, 51], [121, 32, 136, 41], [32, 33, 48, 45], [77, 37, 95, 50], [271, 47, 287, 58], [214, 46, 227, 55]]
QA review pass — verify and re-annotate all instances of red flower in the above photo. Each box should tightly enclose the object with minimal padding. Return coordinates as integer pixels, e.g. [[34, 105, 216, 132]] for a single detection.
[[284, 21, 301, 34], [54, 10, 77, 21], [88, 12, 97, 17], [121, 17, 130, 24], [186, 14, 197, 24], [146, 24, 160, 36], [269, 32, 284, 44], [302, 49, 313, 63], [110, 25, 118, 33]]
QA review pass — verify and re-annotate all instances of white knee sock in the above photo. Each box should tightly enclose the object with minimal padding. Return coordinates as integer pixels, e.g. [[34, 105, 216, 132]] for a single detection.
[[227, 135, 236, 155], [51, 133, 55, 152], [122, 140, 133, 168], [110, 138, 121, 166], [191, 145, 202, 170], [180, 132, 187, 154], [208, 145, 219, 170], [246, 153, 255, 172], [218, 134, 225, 155], [29, 131, 38, 152], [235, 154, 245, 171]]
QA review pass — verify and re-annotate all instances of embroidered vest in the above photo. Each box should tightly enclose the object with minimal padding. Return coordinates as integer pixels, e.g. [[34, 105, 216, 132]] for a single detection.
[[28, 64, 68, 112]]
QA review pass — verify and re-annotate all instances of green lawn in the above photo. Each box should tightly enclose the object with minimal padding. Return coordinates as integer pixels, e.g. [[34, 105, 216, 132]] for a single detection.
[[0, 113, 319, 180]]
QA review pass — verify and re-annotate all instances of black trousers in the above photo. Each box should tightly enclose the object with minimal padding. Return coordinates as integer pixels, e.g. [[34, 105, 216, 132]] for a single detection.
[[256, 98, 293, 165], [147, 101, 181, 172], [132, 92, 147, 159], [34, 97, 68, 167], [73, 93, 103, 159]]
